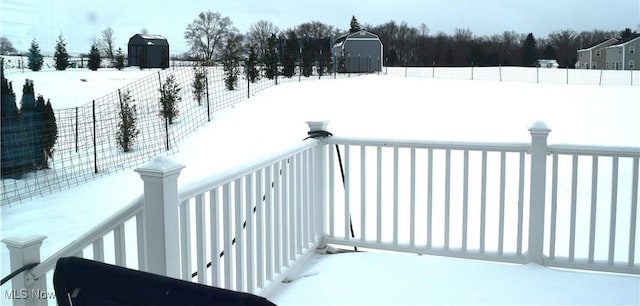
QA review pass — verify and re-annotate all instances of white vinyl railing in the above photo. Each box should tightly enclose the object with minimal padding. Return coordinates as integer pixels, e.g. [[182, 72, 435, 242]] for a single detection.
[[324, 137, 531, 264], [3, 121, 638, 306], [175, 139, 320, 294], [544, 145, 639, 274]]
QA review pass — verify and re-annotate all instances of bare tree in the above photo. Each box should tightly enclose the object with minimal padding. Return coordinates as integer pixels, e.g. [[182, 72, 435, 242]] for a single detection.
[[247, 20, 280, 60], [295, 21, 335, 39], [419, 23, 430, 37], [184, 11, 234, 64], [0, 36, 17, 55], [100, 27, 116, 60], [548, 29, 578, 67]]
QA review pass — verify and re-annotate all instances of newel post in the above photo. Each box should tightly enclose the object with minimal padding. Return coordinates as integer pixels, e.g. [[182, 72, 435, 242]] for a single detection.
[[2, 235, 48, 306], [135, 156, 185, 279], [528, 122, 551, 264], [307, 121, 330, 247]]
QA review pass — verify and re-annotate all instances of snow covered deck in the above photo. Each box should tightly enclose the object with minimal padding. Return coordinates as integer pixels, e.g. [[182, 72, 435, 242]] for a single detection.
[[268, 250, 639, 305]]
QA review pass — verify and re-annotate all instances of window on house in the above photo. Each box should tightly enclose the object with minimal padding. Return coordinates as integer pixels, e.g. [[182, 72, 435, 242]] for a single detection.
[[630, 60, 635, 69], [630, 46, 636, 54], [596, 50, 601, 57], [592, 62, 597, 69]]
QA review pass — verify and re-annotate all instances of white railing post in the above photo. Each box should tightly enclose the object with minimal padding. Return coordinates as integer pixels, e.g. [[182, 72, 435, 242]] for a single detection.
[[135, 156, 185, 279], [2, 235, 48, 306], [528, 122, 551, 264], [307, 121, 330, 248]]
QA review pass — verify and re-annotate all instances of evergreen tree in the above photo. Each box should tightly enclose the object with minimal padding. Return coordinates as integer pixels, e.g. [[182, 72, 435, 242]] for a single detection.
[[542, 44, 557, 60], [114, 47, 126, 70], [41, 98, 57, 167], [88, 43, 102, 71], [54, 33, 70, 70], [349, 16, 361, 33], [301, 40, 315, 77], [264, 34, 277, 80], [1, 62, 24, 177], [222, 35, 242, 90], [283, 31, 297, 78], [19, 80, 41, 170], [116, 90, 139, 152], [27, 39, 44, 71], [246, 44, 260, 83], [521, 33, 538, 67], [0, 61, 18, 118], [192, 66, 206, 105], [20, 79, 36, 111], [159, 74, 181, 124]]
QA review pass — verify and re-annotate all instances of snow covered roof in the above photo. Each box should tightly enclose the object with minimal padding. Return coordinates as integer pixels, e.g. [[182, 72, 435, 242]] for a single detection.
[[140, 34, 167, 41]]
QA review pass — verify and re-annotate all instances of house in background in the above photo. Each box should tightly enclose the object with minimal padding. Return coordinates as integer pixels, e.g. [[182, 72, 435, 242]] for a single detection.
[[333, 30, 383, 73], [128, 34, 169, 69], [576, 38, 618, 69], [605, 34, 640, 70]]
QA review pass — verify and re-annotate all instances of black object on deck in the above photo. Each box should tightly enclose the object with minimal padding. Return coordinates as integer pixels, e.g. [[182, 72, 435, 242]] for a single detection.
[[53, 257, 276, 306]]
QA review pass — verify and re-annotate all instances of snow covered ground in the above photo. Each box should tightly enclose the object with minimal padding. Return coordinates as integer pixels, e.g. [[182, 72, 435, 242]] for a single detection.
[[1, 70, 639, 305]]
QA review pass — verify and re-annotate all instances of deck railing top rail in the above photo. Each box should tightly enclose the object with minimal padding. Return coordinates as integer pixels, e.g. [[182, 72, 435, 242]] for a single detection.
[[26, 195, 144, 283], [328, 136, 531, 152], [177, 139, 320, 202]]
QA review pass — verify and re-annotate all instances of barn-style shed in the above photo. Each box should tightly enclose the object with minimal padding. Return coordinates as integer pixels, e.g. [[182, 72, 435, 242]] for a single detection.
[[128, 34, 169, 69], [333, 30, 383, 73]]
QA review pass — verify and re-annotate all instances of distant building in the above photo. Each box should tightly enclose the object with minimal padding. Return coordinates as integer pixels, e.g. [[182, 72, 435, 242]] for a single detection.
[[332, 30, 383, 73], [605, 34, 640, 70], [128, 34, 169, 69], [537, 59, 559, 68], [576, 38, 618, 69]]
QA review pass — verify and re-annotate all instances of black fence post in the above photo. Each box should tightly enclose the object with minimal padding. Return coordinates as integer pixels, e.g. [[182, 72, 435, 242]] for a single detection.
[[92, 100, 98, 174], [247, 62, 250, 99], [165, 118, 169, 151], [205, 69, 211, 122], [75, 107, 79, 153]]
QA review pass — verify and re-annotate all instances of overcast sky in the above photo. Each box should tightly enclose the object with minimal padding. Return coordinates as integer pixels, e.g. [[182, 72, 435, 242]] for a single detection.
[[1, 0, 639, 54]]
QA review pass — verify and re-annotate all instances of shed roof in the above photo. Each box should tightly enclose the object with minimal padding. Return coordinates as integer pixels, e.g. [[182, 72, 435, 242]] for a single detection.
[[333, 30, 381, 48], [128, 34, 169, 46]]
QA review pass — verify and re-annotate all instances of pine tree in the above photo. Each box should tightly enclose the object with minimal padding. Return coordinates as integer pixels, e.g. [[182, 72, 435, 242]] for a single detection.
[[159, 74, 181, 124], [246, 44, 260, 83], [301, 40, 315, 78], [264, 34, 277, 80], [222, 35, 241, 90], [521, 33, 538, 67], [0, 60, 18, 118], [116, 90, 139, 152], [192, 66, 206, 105], [54, 33, 70, 70], [41, 98, 57, 167], [27, 39, 44, 71], [88, 43, 102, 71], [1, 61, 23, 177], [349, 16, 361, 34], [19, 80, 40, 171], [114, 47, 125, 70], [283, 31, 297, 78]]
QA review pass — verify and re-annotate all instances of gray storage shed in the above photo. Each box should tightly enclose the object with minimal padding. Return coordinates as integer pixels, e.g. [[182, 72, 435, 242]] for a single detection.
[[128, 34, 169, 69], [333, 30, 383, 73]]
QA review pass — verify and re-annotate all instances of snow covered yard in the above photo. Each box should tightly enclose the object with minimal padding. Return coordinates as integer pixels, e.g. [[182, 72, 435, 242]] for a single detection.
[[1, 71, 639, 305]]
